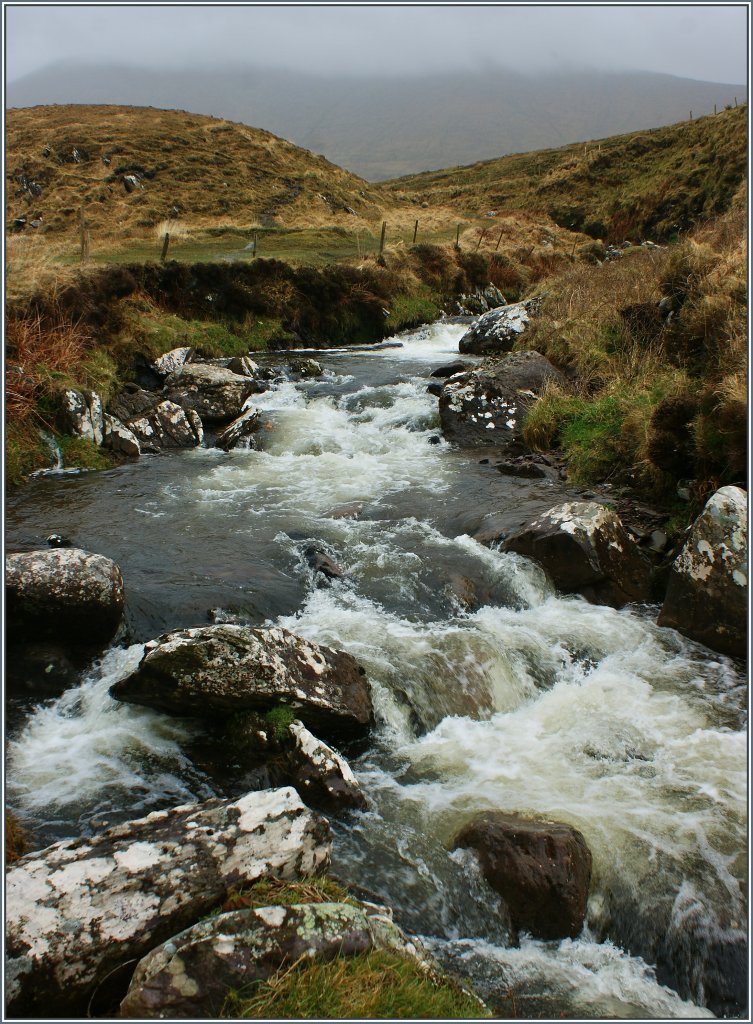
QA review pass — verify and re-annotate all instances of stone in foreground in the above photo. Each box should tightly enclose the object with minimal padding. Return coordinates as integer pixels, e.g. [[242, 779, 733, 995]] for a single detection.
[[502, 501, 652, 607], [5, 788, 330, 1018], [120, 900, 431, 1019], [452, 811, 592, 940], [5, 547, 125, 644], [110, 624, 373, 741], [658, 485, 747, 658], [439, 351, 567, 450]]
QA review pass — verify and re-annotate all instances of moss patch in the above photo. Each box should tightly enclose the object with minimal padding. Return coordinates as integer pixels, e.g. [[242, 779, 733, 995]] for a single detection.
[[264, 705, 296, 742], [58, 435, 116, 472]]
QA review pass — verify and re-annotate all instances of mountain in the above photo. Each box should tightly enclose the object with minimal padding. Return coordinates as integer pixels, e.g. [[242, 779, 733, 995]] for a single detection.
[[7, 64, 745, 180]]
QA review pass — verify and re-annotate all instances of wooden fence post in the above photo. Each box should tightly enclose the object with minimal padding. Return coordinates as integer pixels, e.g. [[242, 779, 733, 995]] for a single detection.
[[412, 219, 419, 244], [253, 231, 258, 258], [475, 228, 487, 251], [160, 232, 170, 262], [379, 221, 387, 258], [495, 229, 504, 251], [455, 224, 461, 249], [714, 103, 717, 115], [79, 208, 90, 263], [690, 111, 693, 120]]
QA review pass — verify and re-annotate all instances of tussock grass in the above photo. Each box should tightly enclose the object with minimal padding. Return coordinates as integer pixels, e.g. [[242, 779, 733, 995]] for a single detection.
[[221, 949, 490, 1020]]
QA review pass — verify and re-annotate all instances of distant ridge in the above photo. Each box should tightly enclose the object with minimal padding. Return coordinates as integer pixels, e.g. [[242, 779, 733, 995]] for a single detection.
[[7, 63, 746, 180]]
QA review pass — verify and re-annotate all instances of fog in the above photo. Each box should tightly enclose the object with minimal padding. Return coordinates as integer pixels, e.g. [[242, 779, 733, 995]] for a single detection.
[[5, 4, 749, 86]]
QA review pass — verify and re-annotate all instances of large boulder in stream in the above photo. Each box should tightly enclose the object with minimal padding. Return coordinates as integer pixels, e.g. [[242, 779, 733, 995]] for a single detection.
[[452, 811, 592, 940], [501, 501, 652, 607], [5, 547, 125, 645], [5, 787, 330, 1018], [458, 300, 536, 356], [110, 389, 204, 451], [658, 485, 747, 658], [439, 351, 567, 450], [110, 624, 374, 742], [120, 900, 426, 1019], [165, 363, 257, 422]]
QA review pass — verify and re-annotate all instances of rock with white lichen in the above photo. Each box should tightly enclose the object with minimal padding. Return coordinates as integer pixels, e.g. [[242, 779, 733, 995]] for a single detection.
[[165, 363, 257, 422], [5, 547, 125, 644], [110, 624, 373, 741], [126, 399, 204, 451], [458, 300, 535, 355], [288, 720, 367, 813], [119, 900, 432, 1019], [439, 351, 567, 450], [658, 485, 747, 658], [5, 788, 331, 1018], [215, 405, 261, 451], [501, 502, 652, 607], [60, 388, 105, 445], [152, 346, 194, 378]]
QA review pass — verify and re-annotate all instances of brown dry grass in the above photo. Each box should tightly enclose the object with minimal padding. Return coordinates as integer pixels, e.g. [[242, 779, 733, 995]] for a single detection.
[[5, 809, 29, 865]]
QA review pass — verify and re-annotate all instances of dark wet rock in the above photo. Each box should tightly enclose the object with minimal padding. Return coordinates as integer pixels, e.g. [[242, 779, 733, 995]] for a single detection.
[[458, 300, 536, 356], [452, 811, 592, 940], [165, 363, 256, 422], [152, 346, 193, 378], [288, 357, 323, 378], [127, 400, 204, 452], [120, 900, 427, 1019], [5, 788, 330, 1019], [456, 284, 507, 315], [501, 501, 652, 607], [215, 407, 261, 452], [102, 414, 141, 459], [61, 389, 105, 445], [123, 173, 142, 193], [46, 534, 71, 548], [658, 486, 747, 658], [427, 380, 444, 397], [428, 434, 442, 444], [110, 624, 373, 742], [444, 573, 479, 611], [323, 501, 363, 520], [439, 352, 567, 451], [430, 360, 472, 379], [109, 387, 162, 422], [303, 544, 345, 584], [6, 547, 125, 645], [5, 641, 83, 698], [288, 720, 367, 813], [227, 355, 260, 378], [495, 456, 553, 479]]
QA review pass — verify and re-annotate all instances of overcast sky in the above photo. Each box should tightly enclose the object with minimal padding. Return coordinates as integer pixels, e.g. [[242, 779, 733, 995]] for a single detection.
[[4, 4, 749, 85]]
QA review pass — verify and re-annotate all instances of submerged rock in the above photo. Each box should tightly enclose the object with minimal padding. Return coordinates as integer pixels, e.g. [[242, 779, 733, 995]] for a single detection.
[[288, 720, 367, 813], [120, 900, 428, 1019], [458, 300, 535, 356], [303, 543, 345, 584], [439, 351, 567, 450], [110, 624, 373, 742], [165, 363, 256, 422], [5, 547, 125, 645], [6, 788, 330, 1018], [452, 811, 592, 940], [502, 501, 652, 607], [658, 485, 747, 657]]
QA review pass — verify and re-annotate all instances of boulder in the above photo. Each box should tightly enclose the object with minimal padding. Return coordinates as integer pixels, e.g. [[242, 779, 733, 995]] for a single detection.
[[215, 406, 261, 452], [120, 900, 425, 1019], [452, 811, 592, 940], [288, 720, 366, 814], [458, 300, 535, 355], [288, 357, 323, 378], [439, 351, 567, 450], [127, 400, 204, 452], [152, 346, 193, 378], [323, 501, 364, 520], [103, 414, 140, 459], [5, 547, 125, 645], [165, 363, 256, 422], [110, 624, 373, 742], [6, 787, 330, 1018], [303, 543, 345, 585], [501, 501, 652, 607], [430, 360, 472, 379], [60, 389, 105, 445], [227, 355, 260, 378], [658, 486, 747, 657]]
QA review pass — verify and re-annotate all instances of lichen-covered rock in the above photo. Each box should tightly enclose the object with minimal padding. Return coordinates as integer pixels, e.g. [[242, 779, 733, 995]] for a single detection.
[[215, 406, 261, 452], [658, 485, 747, 657], [452, 811, 592, 940], [165, 363, 256, 422], [5, 788, 330, 1018], [103, 414, 141, 458], [288, 720, 367, 814], [5, 547, 125, 644], [127, 400, 204, 452], [152, 346, 194, 378], [61, 388, 105, 445], [458, 300, 536, 355], [288, 357, 323, 378], [110, 624, 373, 741], [227, 354, 260, 378], [120, 901, 427, 1019], [502, 501, 651, 607], [439, 351, 568, 449]]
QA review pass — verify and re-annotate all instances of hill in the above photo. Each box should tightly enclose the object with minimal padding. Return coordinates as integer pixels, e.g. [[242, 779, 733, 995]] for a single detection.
[[5, 104, 387, 242], [382, 105, 747, 242], [6, 65, 745, 181]]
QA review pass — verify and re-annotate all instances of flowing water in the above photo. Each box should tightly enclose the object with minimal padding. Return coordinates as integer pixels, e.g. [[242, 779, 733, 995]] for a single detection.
[[5, 323, 747, 1019]]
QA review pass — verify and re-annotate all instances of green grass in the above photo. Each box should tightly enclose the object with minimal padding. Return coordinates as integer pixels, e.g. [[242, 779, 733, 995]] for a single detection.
[[385, 294, 441, 332], [221, 949, 490, 1020], [58, 436, 116, 472], [5, 421, 51, 487], [264, 705, 296, 741]]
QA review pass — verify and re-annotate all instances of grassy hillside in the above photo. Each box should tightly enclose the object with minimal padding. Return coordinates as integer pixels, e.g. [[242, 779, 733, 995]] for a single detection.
[[384, 105, 747, 243]]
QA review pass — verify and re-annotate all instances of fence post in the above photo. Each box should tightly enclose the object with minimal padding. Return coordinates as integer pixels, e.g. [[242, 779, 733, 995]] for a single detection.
[[413, 219, 419, 244], [253, 231, 258, 258], [714, 103, 717, 115], [455, 224, 461, 249], [160, 232, 170, 262], [690, 111, 693, 120], [475, 228, 487, 251], [378, 221, 387, 261], [495, 228, 503, 251], [79, 208, 89, 263]]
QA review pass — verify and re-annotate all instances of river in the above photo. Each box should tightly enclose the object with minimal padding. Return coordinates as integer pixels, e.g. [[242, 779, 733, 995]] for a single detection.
[[5, 323, 747, 1018]]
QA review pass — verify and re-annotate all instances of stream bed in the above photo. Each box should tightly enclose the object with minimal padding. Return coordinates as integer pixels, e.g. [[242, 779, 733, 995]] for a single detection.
[[5, 323, 747, 1018]]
